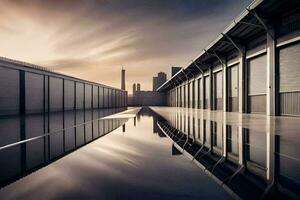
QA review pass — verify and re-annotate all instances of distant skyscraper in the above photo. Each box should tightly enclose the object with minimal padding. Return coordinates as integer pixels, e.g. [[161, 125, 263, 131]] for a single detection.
[[152, 72, 166, 91], [137, 83, 141, 91], [157, 72, 167, 89], [133, 83, 136, 94], [153, 76, 158, 91], [121, 67, 125, 90], [171, 66, 181, 77]]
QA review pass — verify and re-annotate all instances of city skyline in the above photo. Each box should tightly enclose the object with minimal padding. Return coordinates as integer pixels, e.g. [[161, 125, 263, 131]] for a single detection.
[[0, 0, 251, 91]]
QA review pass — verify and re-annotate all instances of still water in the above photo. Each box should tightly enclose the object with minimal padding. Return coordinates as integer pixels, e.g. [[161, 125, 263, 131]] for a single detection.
[[150, 106, 300, 200], [1, 106, 299, 199], [0, 107, 231, 200], [0, 108, 127, 187]]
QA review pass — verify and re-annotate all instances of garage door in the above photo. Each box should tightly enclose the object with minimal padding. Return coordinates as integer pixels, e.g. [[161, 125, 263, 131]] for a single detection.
[[228, 64, 239, 112], [248, 54, 267, 113], [214, 71, 223, 110], [197, 78, 202, 109], [279, 42, 300, 116], [204, 76, 210, 109]]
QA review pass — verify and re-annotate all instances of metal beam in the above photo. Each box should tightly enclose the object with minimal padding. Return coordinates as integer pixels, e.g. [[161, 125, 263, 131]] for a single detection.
[[181, 70, 189, 80], [192, 60, 204, 74], [247, 8, 274, 39], [177, 73, 185, 83], [204, 49, 225, 66], [221, 33, 243, 54], [218, 40, 233, 46], [211, 49, 226, 66], [237, 20, 264, 29], [174, 77, 181, 85], [186, 68, 196, 80]]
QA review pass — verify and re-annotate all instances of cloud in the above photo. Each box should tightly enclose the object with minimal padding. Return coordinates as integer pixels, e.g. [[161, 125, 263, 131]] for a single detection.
[[0, 0, 252, 92]]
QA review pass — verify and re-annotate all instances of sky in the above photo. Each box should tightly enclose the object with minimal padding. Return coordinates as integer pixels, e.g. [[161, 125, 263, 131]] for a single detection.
[[0, 0, 251, 93]]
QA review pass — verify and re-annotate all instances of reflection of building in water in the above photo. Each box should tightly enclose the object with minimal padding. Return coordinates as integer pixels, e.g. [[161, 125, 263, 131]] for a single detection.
[[122, 124, 126, 133], [0, 108, 126, 187], [137, 113, 141, 122], [153, 117, 158, 134], [152, 107, 300, 200]]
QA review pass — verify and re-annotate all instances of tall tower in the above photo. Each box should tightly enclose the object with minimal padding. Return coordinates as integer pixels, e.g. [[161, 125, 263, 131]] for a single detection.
[[157, 72, 167, 89], [153, 76, 158, 91], [137, 83, 141, 91], [133, 83, 136, 94], [121, 67, 125, 90]]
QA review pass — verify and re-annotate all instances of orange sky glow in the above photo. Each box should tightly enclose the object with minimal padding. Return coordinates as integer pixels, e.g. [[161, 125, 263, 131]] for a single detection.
[[0, 0, 251, 93]]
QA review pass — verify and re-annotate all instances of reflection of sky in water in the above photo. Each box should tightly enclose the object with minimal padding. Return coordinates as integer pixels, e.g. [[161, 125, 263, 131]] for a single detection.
[[0, 110, 230, 200]]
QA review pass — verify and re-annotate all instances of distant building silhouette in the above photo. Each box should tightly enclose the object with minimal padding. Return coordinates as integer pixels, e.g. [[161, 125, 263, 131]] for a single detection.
[[152, 72, 167, 91], [128, 90, 166, 106], [157, 72, 166, 88], [137, 83, 141, 91], [171, 66, 182, 77], [121, 67, 125, 90], [152, 76, 158, 91], [133, 83, 136, 94]]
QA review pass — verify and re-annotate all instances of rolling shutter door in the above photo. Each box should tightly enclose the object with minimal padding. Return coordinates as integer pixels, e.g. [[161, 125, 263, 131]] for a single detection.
[[248, 54, 267, 113], [189, 81, 193, 108], [228, 64, 238, 112], [204, 76, 210, 109], [198, 78, 202, 109], [215, 71, 223, 110], [279, 42, 300, 116], [183, 85, 186, 107], [185, 83, 189, 108]]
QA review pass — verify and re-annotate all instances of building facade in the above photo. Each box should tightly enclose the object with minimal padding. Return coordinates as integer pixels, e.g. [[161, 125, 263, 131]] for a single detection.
[[153, 72, 167, 91], [128, 91, 166, 106], [152, 76, 158, 91], [121, 68, 125, 90], [156, 2, 300, 197], [171, 66, 182, 77], [137, 83, 141, 91], [158, 0, 300, 117], [0, 57, 127, 117], [133, 83, 136, 94]]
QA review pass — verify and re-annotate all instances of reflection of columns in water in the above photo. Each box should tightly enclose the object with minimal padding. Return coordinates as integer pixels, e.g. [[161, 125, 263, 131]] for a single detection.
[[122, 124, 126, 133], [222, 112, 227, 157], [266, 115, 275, 182], [153, 117, 158, 133], [238, 114, 244, 165], [134, 117, 136, 127], [137, 114, 141, 122], [274, 134, 280, 189]]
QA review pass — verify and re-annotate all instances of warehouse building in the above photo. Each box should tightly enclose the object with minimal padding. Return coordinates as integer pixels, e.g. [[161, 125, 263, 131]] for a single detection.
[[155, 0, 300, 198], [158, 0, 300, 117], [0, 57, 127, 117]]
